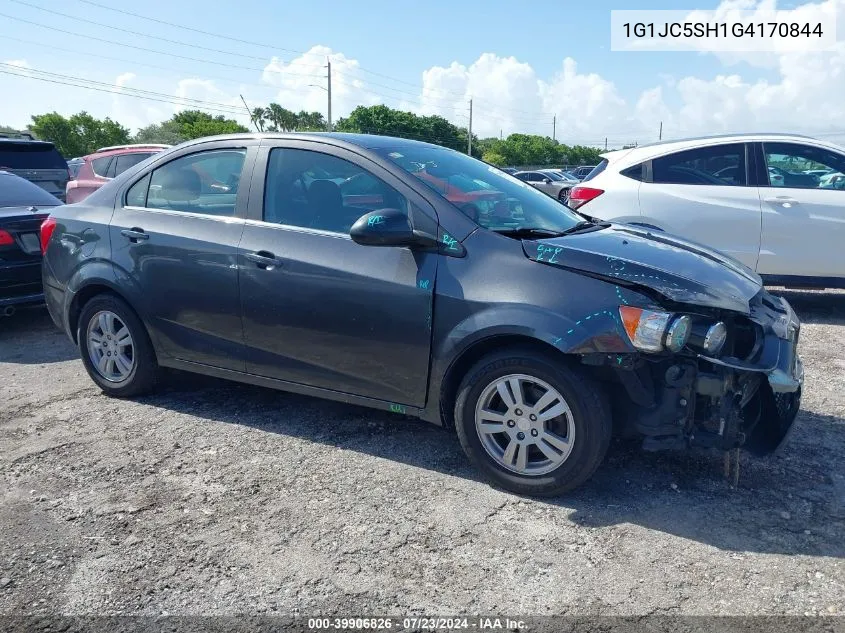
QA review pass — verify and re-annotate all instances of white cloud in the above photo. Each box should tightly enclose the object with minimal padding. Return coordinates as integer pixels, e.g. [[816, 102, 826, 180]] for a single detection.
[[261, 45, 377, 124], [413, 0, 845, 146], [5, 0, 845, 149]]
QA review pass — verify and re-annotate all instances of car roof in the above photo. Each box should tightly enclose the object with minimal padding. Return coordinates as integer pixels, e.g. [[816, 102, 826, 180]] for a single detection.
[[166, 132, 451, 153], [0, 138, 56, 148], [599, 133, 845, 168], [84, 145, 171, 160]]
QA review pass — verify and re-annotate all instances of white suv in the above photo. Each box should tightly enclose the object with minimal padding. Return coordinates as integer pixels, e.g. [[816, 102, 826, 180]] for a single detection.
[[569, 133, 845, 288]]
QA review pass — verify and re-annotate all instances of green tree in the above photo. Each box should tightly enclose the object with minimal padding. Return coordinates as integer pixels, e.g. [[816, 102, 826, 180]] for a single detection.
[[335, 105, 479, 155], [264, 103, 298, 132], [29, 111, 131, 157], [248, 107, 267, 132], [169, 110, 248, 140], [295, 110, 326, 131], [134, 120, 186, 145], [482, 151, 507, 166]]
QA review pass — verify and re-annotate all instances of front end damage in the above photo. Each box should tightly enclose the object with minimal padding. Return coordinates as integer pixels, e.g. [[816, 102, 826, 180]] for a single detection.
[[609, 289, 803, 457]]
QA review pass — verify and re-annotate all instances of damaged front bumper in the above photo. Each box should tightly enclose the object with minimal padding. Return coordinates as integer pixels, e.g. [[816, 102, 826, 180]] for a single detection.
[[617, 293, 803, 456]]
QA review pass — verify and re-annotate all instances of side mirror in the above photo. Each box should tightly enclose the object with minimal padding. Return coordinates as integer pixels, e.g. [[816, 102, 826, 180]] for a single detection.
[[542, 177, 551, 184], [350, 209, 437, 248]]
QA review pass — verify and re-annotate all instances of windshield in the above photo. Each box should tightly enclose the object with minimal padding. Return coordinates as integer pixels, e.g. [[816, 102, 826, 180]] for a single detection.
[[542, 171, 563, 181], [376, 146, 584, 232]]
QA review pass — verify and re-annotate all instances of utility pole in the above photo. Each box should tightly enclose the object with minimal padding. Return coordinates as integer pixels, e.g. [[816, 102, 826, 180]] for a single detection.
[[326, 57, 332, 132], [605, 137, 608, 151], [659, 120, 663, 140], [240, 94, 261, 132], [467, 98, 473, 155], [500, 129, 502, 140], [553, 115, 556, 142]]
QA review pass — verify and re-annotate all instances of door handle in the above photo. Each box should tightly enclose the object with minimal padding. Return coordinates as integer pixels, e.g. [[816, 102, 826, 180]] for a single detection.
[[121, 227, 149, 242], [245, 251, 282, 270]]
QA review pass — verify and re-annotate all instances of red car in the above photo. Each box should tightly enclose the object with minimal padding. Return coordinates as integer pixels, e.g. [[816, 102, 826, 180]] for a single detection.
[[65, 144, 170, 203]]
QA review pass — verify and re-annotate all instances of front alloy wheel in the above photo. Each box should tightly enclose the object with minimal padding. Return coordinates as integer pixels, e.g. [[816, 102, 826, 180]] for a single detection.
[[475, 374, 575, 475], [454, 349, 611, 496]]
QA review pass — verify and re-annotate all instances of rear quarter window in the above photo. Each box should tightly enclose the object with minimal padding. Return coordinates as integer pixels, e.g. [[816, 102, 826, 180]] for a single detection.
[[620, 164, 644, 181], [0, 143, 67, 169]]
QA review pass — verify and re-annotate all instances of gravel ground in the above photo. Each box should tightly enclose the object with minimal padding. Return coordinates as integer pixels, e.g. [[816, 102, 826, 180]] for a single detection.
[[0, 290, 843, 619]]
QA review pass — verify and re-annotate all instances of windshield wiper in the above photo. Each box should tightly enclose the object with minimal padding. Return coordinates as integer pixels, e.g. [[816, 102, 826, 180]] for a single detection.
[[493, 227, 567, 238], [558, 220, 611, 235]]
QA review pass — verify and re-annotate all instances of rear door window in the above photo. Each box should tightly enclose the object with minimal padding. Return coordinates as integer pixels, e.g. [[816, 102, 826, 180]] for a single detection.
[[145, 149, 246, 216], [0, 143, 66, 169], [652, 143, 747, 186]]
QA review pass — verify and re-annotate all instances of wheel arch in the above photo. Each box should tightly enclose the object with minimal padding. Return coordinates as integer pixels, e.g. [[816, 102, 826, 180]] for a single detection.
[[435, 333, 578, 432], [68, 280, 146, 346]]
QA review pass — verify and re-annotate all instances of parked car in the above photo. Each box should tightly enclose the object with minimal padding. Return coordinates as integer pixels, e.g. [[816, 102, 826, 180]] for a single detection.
[[569, 165, 598, 180], [67, 157, 85, 180], [0, 138, 68, 201], [543, 169, 580, 184], [568, 133, 845, 289], [500, 167, 519, 175], [0, 171, 62, 315], [538, 169, 577, 201], [513, 170, 570, 201], [65, 144, 170, 203], [43, 133, 803, 496]]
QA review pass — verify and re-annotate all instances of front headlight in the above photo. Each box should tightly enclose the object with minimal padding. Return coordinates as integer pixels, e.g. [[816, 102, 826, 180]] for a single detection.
[[619, 306, 691, 353], [702, 322, 727, 355]]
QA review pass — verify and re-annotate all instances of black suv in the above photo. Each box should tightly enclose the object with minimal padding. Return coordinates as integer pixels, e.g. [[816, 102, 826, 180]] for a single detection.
[[0, 138, 68, 202]]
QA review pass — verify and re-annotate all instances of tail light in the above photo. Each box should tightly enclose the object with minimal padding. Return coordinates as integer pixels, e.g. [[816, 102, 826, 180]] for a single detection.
[[568, 186, 603, 210], [0, 229, 14, 246], [40, 217, 57, 254]]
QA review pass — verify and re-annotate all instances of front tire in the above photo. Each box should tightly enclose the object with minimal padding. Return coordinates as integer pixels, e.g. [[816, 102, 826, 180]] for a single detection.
[[77, 294, 158, 397], [454, 349, 611, 496]]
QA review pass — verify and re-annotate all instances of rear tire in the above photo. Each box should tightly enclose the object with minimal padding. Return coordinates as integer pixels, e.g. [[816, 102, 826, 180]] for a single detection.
[[454, 348, 611, 496], [77, 294, 158, 397]]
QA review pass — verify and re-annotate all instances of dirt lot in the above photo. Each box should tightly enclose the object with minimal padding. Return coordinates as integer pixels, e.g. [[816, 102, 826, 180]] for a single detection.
[[1, 290, 844, 619]]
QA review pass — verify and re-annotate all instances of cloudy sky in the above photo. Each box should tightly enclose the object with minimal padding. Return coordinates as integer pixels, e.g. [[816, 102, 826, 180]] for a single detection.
[[1, 0, 843, 148]]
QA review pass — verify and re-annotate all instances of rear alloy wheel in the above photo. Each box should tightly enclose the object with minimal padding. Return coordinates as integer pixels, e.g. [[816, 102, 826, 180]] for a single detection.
[[454, 350, 611, 496], [77, 294, 158, 397], [558, 188, 570, 202]]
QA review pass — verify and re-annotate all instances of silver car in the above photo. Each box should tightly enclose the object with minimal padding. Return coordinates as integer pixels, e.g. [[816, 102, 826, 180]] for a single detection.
[[513, 170, 570, 201]]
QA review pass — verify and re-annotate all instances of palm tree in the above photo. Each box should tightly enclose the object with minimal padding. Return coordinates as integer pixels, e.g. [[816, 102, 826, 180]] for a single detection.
[[250, 107, 267, 132]]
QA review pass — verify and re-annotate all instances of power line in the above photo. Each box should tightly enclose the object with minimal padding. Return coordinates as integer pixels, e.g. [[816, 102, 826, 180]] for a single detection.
[[74, 0, 472, 100], [6, 3, 560, 118], [9, 0, 325, 69], [0, 21, 472, 115], [0, 13, 327, 80], [0, 64, 250, 116], [66, 0, 555, 116]]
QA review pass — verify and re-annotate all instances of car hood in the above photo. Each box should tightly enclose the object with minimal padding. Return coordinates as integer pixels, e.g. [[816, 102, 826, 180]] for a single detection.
[[522, 224, 763, 314]]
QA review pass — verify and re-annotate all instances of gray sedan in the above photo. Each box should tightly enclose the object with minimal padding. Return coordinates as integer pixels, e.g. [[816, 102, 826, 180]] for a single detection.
[[42, 132, 803, 496], [513, 170, 571, 201]]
